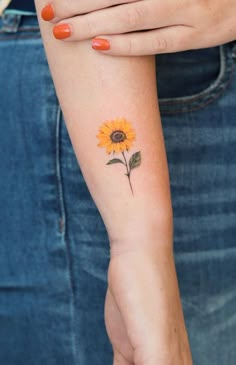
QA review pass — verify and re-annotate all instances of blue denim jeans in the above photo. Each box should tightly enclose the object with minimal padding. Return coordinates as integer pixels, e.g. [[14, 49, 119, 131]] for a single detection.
[[0, 12, 235, 365]]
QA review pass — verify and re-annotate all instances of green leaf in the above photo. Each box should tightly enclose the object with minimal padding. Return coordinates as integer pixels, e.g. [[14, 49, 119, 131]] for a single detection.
[[129, 151, 141, 170], [107, 158, 125, 165]]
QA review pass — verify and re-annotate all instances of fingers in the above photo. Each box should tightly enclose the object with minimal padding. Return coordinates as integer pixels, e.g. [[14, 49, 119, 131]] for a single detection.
[[51, 3, 160, 42], [91, 26, 196, 56], [41, 0, 140, 23], [45, 1, 186, 41], [41, 0, 197, 56]]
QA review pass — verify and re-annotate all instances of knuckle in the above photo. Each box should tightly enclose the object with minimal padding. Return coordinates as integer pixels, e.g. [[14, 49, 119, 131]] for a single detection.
[[126, 6, 145, 30], [126, 38, 134, 55], [104, 0, 115, 7], [175, 35, 186, 51], [151, 36, 168, 52], [85, 17, 97, 37], [54, 0, 70, 16]]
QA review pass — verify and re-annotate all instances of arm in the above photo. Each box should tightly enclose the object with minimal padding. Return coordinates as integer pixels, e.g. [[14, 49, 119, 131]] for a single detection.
[[35, 5, 172, 250], [35, 2, 192, 364]]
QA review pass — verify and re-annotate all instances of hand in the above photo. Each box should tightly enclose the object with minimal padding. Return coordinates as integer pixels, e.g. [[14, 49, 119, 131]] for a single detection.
[[105, 247, 193, 364], [41, 0, 236, 56]]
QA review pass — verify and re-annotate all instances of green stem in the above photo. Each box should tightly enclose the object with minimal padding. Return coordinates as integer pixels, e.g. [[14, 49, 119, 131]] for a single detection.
[[122, 151, 133, 195]]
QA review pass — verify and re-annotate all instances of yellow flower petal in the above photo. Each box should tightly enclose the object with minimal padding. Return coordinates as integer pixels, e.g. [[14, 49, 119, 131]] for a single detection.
[[106, 144, 113, 154], [126, 132, 136, 139], [114, 143, 120, 153], [100, 125, 112, 135], [97, 118, 136, 154]]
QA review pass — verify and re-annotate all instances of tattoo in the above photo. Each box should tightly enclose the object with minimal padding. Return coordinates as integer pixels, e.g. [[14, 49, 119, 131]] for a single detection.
[[97, 118, 141, 194]]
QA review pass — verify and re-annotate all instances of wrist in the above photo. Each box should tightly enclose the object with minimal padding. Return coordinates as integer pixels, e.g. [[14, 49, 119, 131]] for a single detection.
[[107, 209, 173, 257]]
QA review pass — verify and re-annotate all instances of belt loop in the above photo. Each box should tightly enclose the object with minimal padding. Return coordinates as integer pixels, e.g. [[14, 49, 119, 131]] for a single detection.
[[1, 12, 21, 33]]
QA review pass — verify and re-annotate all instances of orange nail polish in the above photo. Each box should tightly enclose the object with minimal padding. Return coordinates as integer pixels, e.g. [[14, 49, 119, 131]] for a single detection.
[[41, 4, 54, 21], [53, 24, 72, 40], [92, 38, 110, 51]]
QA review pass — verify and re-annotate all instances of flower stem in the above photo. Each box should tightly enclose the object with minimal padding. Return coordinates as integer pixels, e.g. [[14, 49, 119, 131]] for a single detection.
[[122, 151, 133, 195]]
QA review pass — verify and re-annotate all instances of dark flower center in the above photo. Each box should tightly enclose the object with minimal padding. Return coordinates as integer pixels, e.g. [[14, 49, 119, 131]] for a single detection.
[[110, 130, 126, 143]]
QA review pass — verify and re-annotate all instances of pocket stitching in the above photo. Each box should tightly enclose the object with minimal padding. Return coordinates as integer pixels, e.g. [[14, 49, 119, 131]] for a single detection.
[[159, 45, 235, 114]]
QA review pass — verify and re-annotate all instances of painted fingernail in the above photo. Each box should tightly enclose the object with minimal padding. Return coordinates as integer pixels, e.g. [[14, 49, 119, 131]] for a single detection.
[[53, 24, 72, 40], [41, 3, 54, 21], [92, 38, 110, 51]]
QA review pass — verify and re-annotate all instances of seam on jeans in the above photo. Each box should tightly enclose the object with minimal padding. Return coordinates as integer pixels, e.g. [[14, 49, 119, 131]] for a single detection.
[[18, 26, 40, 31], [160, 61, 236, 115], [55, 106, 78, 364], [0, 33, 41, 39], [159, 45, 235, 115], [3, 10, 37, 16], [159, 46, 225, 106], [56, 106, 66, 236]]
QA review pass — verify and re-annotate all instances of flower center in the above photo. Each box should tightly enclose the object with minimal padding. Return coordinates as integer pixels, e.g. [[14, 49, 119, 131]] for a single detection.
[[110, 130, 126, 143]]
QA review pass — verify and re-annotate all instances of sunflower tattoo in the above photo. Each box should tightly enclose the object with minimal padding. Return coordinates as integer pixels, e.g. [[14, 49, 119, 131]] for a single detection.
[[97, 118, 141, 194]]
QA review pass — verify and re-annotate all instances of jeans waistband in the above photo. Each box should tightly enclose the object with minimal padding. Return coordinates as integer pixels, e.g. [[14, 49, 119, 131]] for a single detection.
[[0, 11, 38, 32]]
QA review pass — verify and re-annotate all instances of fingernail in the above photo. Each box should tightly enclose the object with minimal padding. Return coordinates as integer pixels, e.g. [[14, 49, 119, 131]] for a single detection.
[[41, 3, 54, 21], [92, 38, 110, 51], [53, 24, 72, 40]]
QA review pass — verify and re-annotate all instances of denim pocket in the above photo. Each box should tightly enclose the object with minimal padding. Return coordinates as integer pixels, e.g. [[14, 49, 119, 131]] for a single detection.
[[157, 43, 236, 115]]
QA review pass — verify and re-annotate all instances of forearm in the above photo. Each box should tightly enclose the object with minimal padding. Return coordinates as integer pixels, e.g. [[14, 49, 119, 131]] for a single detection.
[[35, 1, 173, 251]]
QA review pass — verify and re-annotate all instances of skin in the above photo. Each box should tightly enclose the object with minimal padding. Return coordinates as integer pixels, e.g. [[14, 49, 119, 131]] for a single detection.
[[36, 1, 193, 363], [106, 247, 192, 364], [43, 0, 236, 56], [37, 1, 236, 362]]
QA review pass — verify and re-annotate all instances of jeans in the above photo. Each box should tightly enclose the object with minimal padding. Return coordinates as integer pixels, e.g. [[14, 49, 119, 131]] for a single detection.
[[0, 12, 235, 365]]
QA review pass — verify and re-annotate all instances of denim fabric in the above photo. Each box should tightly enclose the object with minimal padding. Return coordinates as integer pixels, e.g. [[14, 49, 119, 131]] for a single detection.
[[0, 12, 235, 365], [7, 0, 36, 13]]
